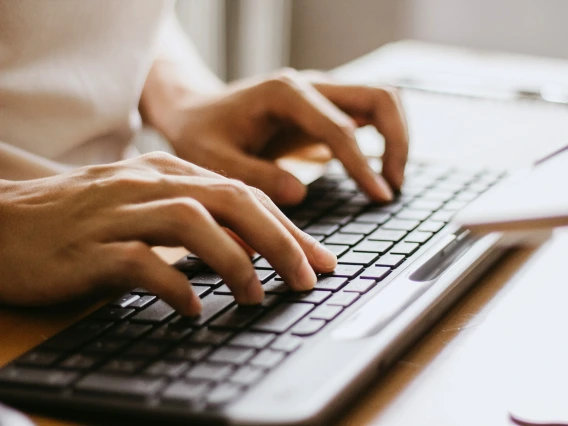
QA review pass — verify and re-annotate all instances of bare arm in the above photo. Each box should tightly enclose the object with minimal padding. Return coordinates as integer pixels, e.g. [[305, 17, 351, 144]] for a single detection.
[[0, 142, 67, 180]]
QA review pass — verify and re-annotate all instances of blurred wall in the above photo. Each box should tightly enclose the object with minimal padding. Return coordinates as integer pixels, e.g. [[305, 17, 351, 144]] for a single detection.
[[290, 0, 568, 70]]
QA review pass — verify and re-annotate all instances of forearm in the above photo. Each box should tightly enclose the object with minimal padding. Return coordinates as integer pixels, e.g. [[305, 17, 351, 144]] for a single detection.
[[0, 142, 67, 180], [140, 12, 225, 141]]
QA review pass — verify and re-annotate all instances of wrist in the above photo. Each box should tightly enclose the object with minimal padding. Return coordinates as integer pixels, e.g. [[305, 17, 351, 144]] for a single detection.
[[140, 60, 225, 146]]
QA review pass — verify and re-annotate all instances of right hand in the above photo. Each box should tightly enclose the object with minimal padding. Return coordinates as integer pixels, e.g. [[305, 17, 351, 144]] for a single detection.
[[0, 152, 337, 316]]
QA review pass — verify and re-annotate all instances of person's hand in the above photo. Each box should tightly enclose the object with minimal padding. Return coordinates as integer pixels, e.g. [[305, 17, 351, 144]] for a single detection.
[[154, 69, 408, 205], [0, 153, 336, 315]]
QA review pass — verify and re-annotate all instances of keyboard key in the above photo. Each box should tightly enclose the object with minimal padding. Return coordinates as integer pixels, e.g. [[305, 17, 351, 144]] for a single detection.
[[291, 318, 326, 336], [376, 254, 405, 268], [360, 266, 390, 280], [285, 290, 331, 304], [124, 341, 167, 358], [111, 294, 140, 308], [75, 374, 165, 398], [395, 209, 432, 221], [256, 269, 276, 283], [0, 366, 78, 389], [249, 349, 286, 369], [323, 264, 363, 279], [343, 278, 378, 293], [108, 323, 152, 340], [318, 213, 354, 226], [430, 210, 455, 222], [443, 200, 468, 211], [191, 273, 223, 286], [84, 338, 129, 355], [186, 328, 233, 346], [208, 347, 256, 365], [193, 286, 211, 298], [263, 278, 291, 294], [454, 191, 479, 202], [368, 229, 407, 242], [408, 199, 445, 211], [270, 335, 303, 353], [340, 223, 377, 235], [173, 257, 207, 274], [145, 360, 189, 378], [229, 365, 265, 386], [170, 294, 234, 327], [167, 345, 212, 362], [131, 287, 151, 294], [391, 242, 420, 255], [148, 325, 192, 342], [131, 300, 175, 323], [101, 358, 144, 374], [213, 284, 232, 295], [17, 351, 60, 367], [186, 362, 234, 382], [162, 380, 210, 405], [405, 231, 433, 244], [206, 383, 243, 406], [253, 258, 272, 269], [310, 305, 343, 321], [354, 212, 391, 224], [338, 251, 379, 266], [303, 223, 339, 236], [60, 353, 100, 370], [322, 244, 349, 257], [129, 295, 156, 309], [230, 331, 276, 349], [313, 276, 347, 291], [382, 218, 420, 231], [327, 292, 359, 307], [92, 306, 135, 321], [324, 233, 364, 246], [418, 221, 445, 233], [251, 303, 313, 333], [210, 305, 265, 330], [260, 294, 282, 308], [353, 239, 393, 254], [421, 190, 455, 202], [42, 321, 113, 351]]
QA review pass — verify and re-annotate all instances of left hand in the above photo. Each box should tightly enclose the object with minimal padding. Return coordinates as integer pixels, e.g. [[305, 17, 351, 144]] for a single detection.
[[156, 69, 408, 205]]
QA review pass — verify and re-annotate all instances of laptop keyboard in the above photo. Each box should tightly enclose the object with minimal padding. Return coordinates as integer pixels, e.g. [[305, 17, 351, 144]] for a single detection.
[[0, 161, 504, 411]]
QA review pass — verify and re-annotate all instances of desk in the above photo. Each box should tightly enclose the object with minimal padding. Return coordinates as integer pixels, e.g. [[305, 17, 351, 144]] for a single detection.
[[2, 41, 568, 426]]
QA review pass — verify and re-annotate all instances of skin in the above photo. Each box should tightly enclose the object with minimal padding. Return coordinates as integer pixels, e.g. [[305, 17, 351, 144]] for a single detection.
[[141, 68, 409, 206], [0, 153, 337, 316]]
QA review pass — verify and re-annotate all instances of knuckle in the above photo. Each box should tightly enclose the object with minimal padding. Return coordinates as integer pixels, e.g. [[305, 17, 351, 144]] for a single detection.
[[248, 186, 271, 208], [268, 68, 302, 91], [375, 86, 399, 106], [169, 198, 210, 225], [140, 151, 178, 167], [217, 179, 252, 202]]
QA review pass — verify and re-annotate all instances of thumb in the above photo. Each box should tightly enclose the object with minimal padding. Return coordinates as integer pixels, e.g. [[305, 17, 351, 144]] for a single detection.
[[226, 151, 307, 205]]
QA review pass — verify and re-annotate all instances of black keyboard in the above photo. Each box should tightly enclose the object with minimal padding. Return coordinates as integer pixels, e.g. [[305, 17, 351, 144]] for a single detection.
[[0, 161, 504, 418]]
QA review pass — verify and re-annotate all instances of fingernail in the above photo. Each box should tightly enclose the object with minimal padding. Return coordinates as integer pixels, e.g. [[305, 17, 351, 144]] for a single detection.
[[244, 276, 264, 304], [295, 259, 316, 291], [278, 174, 307, 205], [375, 176, 394, 201], [315, 242, 337, 270]]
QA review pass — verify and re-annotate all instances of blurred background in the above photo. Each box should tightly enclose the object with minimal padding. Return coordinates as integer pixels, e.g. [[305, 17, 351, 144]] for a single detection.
[[177, 0, 568, 81]]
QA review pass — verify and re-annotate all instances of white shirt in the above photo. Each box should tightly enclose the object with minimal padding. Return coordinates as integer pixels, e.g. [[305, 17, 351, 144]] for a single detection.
[[0, 0, 174, 167]]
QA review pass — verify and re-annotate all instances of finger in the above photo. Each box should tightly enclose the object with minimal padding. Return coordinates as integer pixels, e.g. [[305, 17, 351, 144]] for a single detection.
[[203, 147, 307, 205], [104, 241, 202, 315], [147, 178, 318, 291], [313, 83, 409, 190], [107, 198, 265, 305], [246, 185, 337, 273], [258, 70, 393, 201]]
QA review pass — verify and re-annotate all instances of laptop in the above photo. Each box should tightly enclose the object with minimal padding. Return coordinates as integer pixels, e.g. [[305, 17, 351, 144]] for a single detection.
[[0, 151, 517, 424]]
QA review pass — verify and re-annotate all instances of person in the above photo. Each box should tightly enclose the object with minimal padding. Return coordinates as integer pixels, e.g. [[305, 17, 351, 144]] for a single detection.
[[0, 1, 408, 316]]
